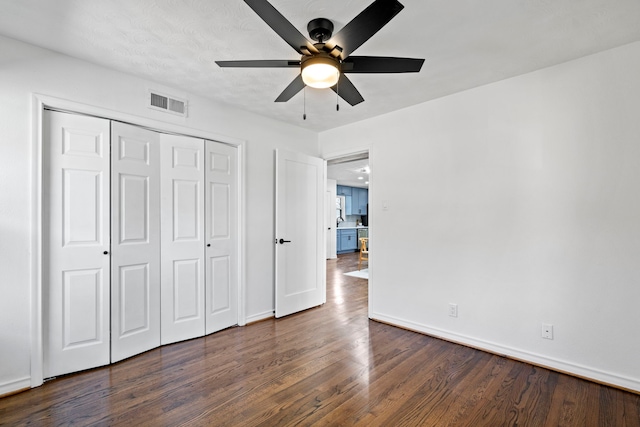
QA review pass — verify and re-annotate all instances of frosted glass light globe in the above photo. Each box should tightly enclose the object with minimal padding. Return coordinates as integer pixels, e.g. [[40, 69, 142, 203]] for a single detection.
[[301, 56, 340, 89]]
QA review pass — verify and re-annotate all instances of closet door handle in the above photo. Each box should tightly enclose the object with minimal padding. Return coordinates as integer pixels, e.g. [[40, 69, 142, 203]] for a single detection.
[[103, 251, 109, 255], [207, 244, 211, 247]]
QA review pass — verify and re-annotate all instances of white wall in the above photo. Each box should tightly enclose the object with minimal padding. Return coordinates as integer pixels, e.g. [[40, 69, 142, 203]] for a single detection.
[[0, 35, 318, 395], [320, 41, 640, 392]]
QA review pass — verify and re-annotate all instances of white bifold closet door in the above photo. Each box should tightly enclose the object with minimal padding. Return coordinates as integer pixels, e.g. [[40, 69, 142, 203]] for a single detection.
[[205, 140, 238, 335], [159, 134, 206, 344], [44, 111, 238, 376], [44, 111, 112, 378], [159, 135, 238, 343], [110, 122, 161, 363]]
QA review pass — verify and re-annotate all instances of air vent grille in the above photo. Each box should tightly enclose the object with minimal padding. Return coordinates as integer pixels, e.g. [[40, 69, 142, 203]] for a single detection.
[[168, 98, 185, 114], [149, 91, 188, 117], [150, 93, 168, 109]]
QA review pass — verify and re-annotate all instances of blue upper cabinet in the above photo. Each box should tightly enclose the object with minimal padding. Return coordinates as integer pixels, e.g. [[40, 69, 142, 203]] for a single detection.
[[337, 185, 367, 215], [352, 187, 368, 215], [337, 185, 352, 196]]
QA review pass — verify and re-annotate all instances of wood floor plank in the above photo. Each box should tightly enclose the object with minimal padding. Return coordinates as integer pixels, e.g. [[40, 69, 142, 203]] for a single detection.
[[380, 349, 497, 426], [1, 252, 639, 426], [436, 355, 512, 426], [546, 374, 600, 427], [359, 345, 492, 426], [329, 339, 454, 425]]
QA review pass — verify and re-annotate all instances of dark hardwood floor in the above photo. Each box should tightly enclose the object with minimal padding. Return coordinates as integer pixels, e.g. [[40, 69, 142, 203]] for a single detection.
[[1, 252, 639, 426]]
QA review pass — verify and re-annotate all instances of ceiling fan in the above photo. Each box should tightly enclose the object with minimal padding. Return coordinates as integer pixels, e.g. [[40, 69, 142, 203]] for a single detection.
[[216, 0, 425, 107]]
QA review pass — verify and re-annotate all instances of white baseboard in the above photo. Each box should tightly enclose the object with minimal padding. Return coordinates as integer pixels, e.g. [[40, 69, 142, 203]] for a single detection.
[[245, 310, 274, 325], [0, 376, 31, 397], [371, 311, 640, 393]]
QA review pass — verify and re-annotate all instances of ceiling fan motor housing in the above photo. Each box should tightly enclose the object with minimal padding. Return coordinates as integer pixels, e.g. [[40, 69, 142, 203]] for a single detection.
[[301, 53, 340, 70], [307, 18, 334, 43]]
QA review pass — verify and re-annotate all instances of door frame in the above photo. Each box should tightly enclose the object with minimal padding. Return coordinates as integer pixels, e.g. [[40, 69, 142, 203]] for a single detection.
[[326, 179, 337, 259], [30, 93, 247, 387], [323, 146, 373, 317]]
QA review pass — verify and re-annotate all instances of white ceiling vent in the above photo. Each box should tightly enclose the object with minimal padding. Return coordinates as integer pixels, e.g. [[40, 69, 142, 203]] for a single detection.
[[149, 91, 188, 117]]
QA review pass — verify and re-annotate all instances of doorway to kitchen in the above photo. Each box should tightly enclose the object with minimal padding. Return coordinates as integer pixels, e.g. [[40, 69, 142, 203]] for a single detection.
[[326, 151, 370, 312]]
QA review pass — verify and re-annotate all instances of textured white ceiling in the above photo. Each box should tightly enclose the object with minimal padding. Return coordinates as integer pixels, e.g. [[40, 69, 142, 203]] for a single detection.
[[2, 0, 640, 131], [328, 158, 370, 188]]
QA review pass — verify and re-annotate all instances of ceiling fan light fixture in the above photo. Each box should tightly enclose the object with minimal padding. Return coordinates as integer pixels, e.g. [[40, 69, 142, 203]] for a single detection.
[[218, 0, 423, 106], [301, 55, 340, 89]]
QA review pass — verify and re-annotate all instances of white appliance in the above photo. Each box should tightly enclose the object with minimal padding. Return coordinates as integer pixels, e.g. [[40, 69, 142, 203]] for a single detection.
[[357, 227, 368, 249]]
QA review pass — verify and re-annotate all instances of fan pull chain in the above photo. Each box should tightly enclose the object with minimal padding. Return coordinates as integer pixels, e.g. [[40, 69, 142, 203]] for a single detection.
[[303, 86, 307, 120], [336, 77, 340, 112]]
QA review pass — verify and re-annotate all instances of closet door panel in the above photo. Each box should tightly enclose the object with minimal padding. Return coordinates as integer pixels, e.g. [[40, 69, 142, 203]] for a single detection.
[[118, 174, 150, 242], [173, 259, 200, 319], [110, 122, 161, 362], [160, 134, 206, 345], [205, 141, 238, 334], [209, 255, 231, 313], [44, 111, 111, 378]]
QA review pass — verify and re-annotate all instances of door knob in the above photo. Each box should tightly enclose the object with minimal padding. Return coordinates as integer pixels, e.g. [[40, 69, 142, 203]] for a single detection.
[[103, 251, 109, 255], [207, 244, 211, 247], [279, 238, 291, 244]]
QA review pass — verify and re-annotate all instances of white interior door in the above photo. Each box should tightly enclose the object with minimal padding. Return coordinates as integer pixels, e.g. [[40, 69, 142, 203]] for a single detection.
[[275, 150, 326, 318], [160, 134, 206, 344], [205, 140, 238, 334], [110, 122, 161, 362], [44, 110, 111, 377]]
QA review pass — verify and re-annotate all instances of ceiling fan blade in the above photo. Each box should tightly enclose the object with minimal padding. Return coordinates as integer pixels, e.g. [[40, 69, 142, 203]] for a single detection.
[[216, 60, 300, 68], [244, 0, 318, 55], [275, 74, 305, 102], [341, 56, 424, 73], [331, 75, 364, 106], [325, 0, 404, 59]]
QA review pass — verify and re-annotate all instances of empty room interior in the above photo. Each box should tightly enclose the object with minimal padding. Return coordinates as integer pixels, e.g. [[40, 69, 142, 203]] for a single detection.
[[1, 0, 640, 425]]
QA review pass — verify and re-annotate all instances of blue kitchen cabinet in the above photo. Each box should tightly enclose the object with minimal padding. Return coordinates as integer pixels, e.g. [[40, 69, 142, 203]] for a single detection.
[[337, 185, 352, 196], [352, 187, 368, 215], [337, 229, 357, 253], [337, 185, 367, 215]]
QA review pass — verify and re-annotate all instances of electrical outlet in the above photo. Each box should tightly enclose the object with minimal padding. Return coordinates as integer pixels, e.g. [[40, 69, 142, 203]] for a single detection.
[[542, 323, 553, 340], [449, 303, 458, 317]]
